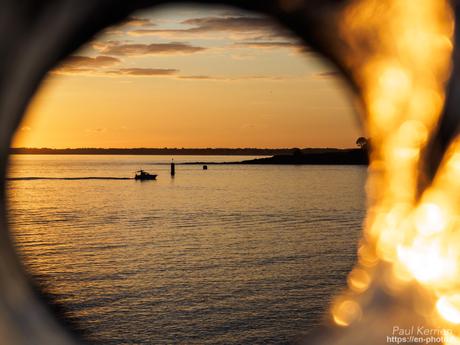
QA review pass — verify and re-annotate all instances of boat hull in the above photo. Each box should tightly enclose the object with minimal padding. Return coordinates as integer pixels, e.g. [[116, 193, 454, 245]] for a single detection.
[[135, 175, 157, 181]]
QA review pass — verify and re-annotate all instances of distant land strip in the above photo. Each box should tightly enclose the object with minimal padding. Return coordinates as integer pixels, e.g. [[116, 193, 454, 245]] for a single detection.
[[185, 148, 369, 165], [10, 147, 345, 156], [236, 149, 368, 165], [7, 177, 132, 181]]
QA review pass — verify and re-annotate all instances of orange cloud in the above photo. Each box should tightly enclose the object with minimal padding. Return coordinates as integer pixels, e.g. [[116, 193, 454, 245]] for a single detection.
[[92, 41, 206, 56], [122, 16, 155, 27], [107, 68, 179, 76], [235, 41, 308, 53], [314, 71, 342, 79], [52, 55, 179, 77], [128, 15, 293, 41], [54, 55, 121, 74], [177, 74, 291, 81]]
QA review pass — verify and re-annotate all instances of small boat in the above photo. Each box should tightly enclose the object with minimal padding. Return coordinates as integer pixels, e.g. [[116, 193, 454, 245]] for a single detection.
[[134, 170, 157, 181]]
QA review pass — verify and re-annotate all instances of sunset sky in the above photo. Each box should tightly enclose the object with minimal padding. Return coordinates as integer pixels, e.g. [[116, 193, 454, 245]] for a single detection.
[[13, 5, 363, 149]]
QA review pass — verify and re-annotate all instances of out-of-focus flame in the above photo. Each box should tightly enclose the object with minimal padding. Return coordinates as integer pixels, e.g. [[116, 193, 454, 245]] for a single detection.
[[331, 0, 460, 342]]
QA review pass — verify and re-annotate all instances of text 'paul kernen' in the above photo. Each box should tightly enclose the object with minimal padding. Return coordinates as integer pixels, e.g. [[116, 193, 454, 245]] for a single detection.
[[392, 326, 452, 337]]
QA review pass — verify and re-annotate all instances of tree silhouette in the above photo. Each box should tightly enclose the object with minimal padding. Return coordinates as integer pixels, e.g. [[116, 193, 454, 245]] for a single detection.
[[356, 137, 368, 150], [292, 148, 303, 157]]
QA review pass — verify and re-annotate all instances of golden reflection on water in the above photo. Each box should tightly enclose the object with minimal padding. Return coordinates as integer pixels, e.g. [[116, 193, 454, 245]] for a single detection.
[[8, 156, 366, 344]]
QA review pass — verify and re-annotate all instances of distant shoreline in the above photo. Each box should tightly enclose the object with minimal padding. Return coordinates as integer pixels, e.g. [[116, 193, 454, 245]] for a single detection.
[[184, 148, 368, 165], [9, 147, 349, 156], [10, 147, 368, 165], [236, 149, 368, 165]]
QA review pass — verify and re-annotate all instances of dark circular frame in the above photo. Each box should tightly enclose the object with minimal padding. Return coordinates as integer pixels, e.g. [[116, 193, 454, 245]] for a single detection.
[[0, 1, 458, 344]]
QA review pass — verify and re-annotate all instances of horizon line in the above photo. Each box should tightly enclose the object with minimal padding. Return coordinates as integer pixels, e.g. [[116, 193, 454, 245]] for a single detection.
[[11, 146, 353, 150]]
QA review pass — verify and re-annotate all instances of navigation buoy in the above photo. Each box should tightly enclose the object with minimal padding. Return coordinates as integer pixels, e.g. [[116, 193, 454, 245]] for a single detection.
[[171, 159, 175, 176]]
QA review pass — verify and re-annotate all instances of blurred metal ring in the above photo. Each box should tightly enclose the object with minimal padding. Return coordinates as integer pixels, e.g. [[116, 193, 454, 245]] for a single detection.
[[0, 1, 456, 344]]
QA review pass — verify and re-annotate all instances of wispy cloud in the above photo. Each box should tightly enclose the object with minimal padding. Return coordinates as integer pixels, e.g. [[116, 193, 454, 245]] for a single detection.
[[177, 74, 292, 82], [52, 55, 179, 77], [128, 15, 293, 41], [313, 71, 341, 79], [107, 68, 179, 76], [235, 41, 309, 53], [237, 41, 298, 49], [102, 16, 156, 35], [51, 54, 297, 81], [54, 55, 121, 74], [92, 41, 206, 56], [178, 75, 213, 80], [122, 16, 156, 28]]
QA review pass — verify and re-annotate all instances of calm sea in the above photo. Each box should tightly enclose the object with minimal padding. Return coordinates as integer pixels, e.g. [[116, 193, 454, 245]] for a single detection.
[[7, 155, 367, 345]]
